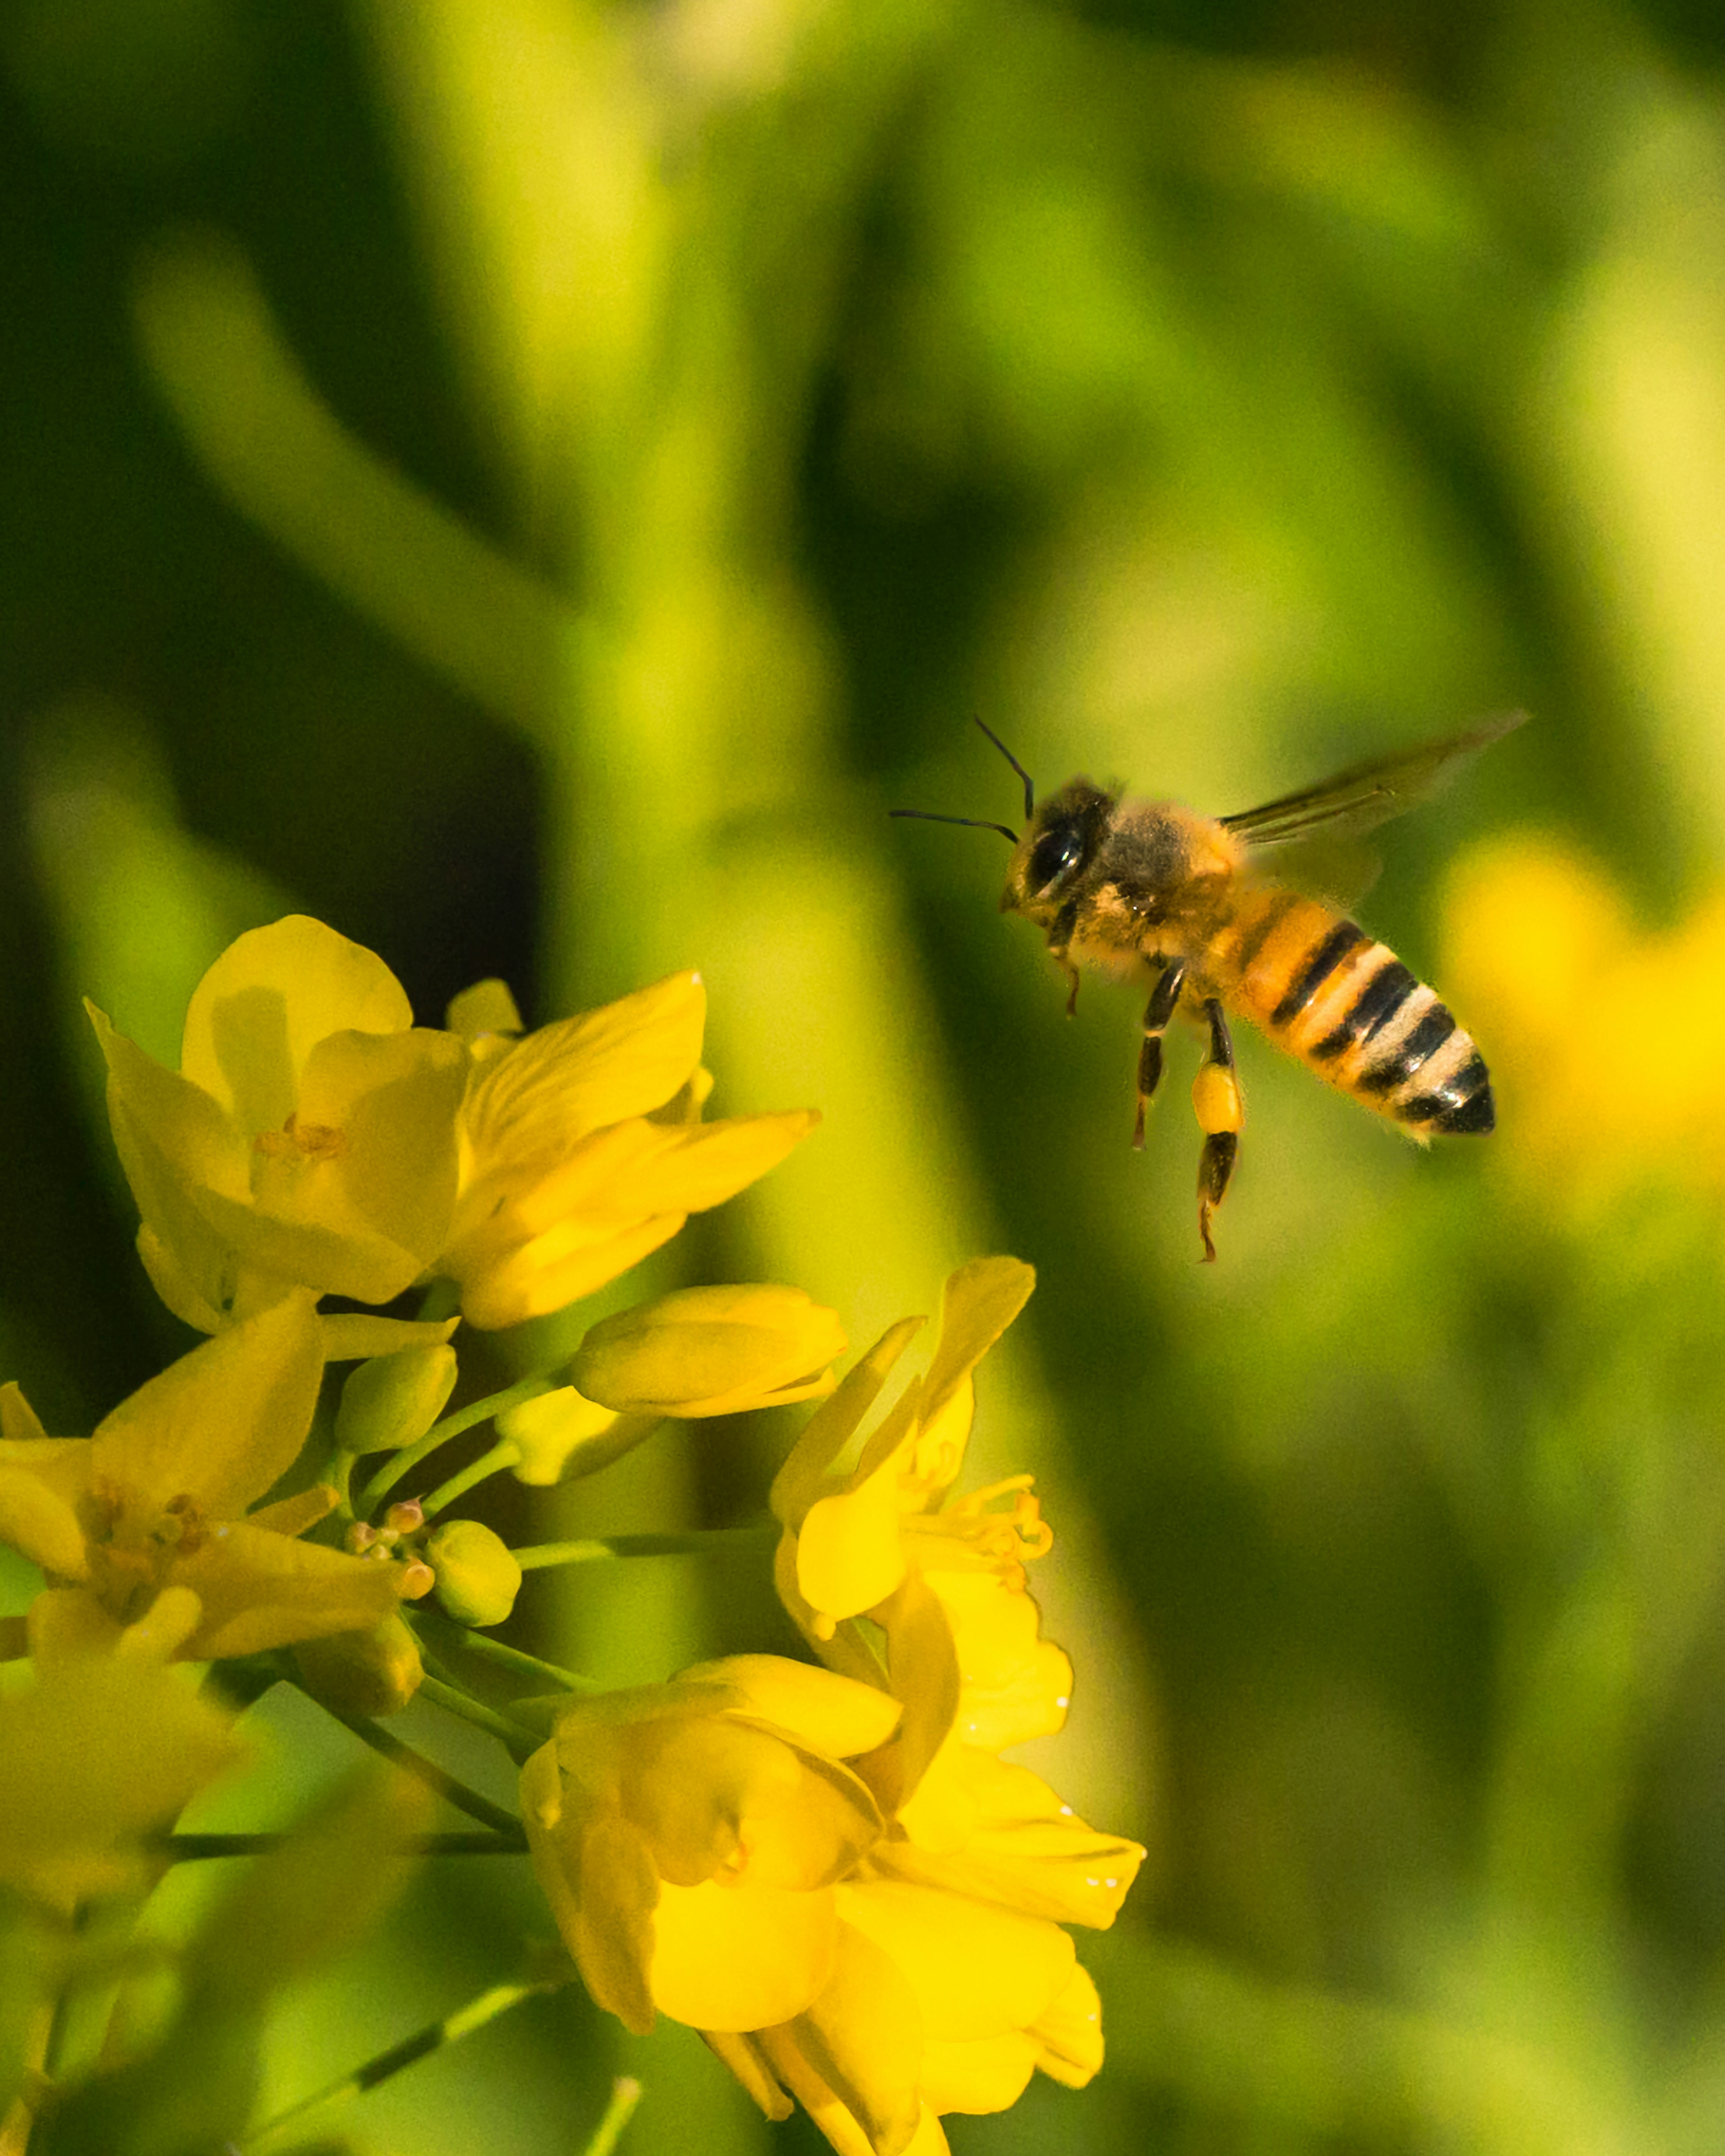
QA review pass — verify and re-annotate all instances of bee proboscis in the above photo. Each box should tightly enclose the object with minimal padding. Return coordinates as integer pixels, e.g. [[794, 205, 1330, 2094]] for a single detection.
[[892, 711, 1526, 1262]]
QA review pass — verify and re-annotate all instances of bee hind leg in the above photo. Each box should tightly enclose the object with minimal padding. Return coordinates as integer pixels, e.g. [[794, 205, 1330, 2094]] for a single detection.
[[1191, 998, 1243, 1263], [1133, 962, 1187, 1148]]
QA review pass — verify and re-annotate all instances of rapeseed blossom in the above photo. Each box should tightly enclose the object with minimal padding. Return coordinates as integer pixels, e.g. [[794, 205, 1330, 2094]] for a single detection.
[[92, 923, 815, 1334], [0, 1296, 399, 1661], [528, 1262, 1143, 2154], [520, 1657, 901, 2032]]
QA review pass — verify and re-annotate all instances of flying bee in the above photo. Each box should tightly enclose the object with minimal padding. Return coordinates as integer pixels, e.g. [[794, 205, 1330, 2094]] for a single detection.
[[892, 711, 1526, 1262]]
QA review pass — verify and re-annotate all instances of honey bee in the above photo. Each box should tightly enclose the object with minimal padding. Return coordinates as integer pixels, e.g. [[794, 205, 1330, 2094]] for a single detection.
[[893, 712, 1526, 1262]]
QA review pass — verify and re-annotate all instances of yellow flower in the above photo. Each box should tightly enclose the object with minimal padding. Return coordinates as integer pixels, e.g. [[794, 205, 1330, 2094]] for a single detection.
[[88, 915, 468, 1330], [520, 1656, 901, 2035], [739, 1259, 1143, 2152], [0, 1657, 243, 1907], [1442, 835, 1725, 1201], [571, 1286, 847, 1417], [438, 972, 817, 1329], [0, 1296, 403, 1661]]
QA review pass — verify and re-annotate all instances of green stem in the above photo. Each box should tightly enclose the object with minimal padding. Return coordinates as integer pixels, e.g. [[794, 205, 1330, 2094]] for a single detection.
[[238, 1977, 557, 2149], [411, 1608, 604, 1694], [584, 2077, 644, 2156], [417, 1672, 541, 1758], [513, 1525, 775, 1570], [357, 1373, 556, 1514], [420, 1436, 522, 1519], [323, 1705, 525, 1838], [164, 1831, 520, 1859]]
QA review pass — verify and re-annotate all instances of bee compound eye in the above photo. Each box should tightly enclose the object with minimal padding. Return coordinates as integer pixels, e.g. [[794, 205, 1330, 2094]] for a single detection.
[[1030, 826, 1084, 892]]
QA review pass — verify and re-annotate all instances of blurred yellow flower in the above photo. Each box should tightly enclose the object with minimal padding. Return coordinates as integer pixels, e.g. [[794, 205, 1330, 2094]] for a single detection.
[[520, 1655, 900, 2036], [0, 1296, 402, 1661], [89, 915, 469, 1332], [0, 1657, 243, 1908], [438, 971, 818, 1328], [1442, 835, 1725, 1198], [571, 1285, 847, 1416]]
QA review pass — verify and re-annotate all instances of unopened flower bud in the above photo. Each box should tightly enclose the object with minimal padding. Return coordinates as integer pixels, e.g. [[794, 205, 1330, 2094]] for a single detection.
[[570, 1286, 847, 1418], [397, 1559, 437, 1601], [425, 1520, 522, 1628], [346, 1522, 377, 1553], [294, 1613, 424, 1718], [499, 1387, 621, 1487], [335, 1345, 459, 1456], [385, 1499, 425, 1536]]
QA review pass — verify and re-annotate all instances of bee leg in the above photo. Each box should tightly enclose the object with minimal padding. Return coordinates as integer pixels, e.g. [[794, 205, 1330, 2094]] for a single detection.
[[1050, 900, 1083, 1016], [1133, 961, 1187, 1149], [1191, 998, 1243, 1263]]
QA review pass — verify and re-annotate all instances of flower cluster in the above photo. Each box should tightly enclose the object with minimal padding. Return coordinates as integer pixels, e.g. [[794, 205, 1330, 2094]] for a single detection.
[[523, 1259, 1144, 2154], [90, 915, 814, 1335], [0, 917, 1140, 2153]]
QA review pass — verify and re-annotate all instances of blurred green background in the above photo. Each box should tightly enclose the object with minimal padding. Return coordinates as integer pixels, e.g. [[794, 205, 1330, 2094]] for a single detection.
[[10, 0, 1725, 2150]]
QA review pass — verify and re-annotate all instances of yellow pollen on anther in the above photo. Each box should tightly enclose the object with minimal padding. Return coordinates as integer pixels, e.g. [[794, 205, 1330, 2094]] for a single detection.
[[254, 1112, 346, 1162]]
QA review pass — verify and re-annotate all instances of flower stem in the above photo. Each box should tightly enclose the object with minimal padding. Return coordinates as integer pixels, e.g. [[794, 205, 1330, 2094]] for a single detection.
[[513, 1525, 776, 1570], [417, 1672, 541, 1758], [410, 1608, 604, 1693], [356, 1373, 556, 1513], [583, 2077, 644, 2156], [420, 1436, 522, 1518], [322, 1706, 525, 1838], [164, 1830, 520, 1859], [237, 1976, 557, 2148]]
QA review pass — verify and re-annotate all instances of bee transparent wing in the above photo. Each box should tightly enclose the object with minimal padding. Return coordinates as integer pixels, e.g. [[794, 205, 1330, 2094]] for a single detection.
[[1220, 710, 1527, 852]]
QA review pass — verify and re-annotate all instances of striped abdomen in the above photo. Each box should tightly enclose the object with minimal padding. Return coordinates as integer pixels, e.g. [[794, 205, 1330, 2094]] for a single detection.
[[1212, 890, 1494, 1135]]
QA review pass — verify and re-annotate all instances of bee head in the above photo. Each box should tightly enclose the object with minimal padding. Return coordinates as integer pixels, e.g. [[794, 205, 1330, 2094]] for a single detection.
[[1000, 781, 1114, 923]]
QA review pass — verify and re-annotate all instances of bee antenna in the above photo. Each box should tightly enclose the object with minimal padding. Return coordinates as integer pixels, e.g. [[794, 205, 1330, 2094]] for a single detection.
[[973, 716, 1036, 821], [889, 808, 1021, 844]]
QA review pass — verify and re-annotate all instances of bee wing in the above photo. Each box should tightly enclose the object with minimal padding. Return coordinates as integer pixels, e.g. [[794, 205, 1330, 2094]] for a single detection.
[[1220, 710, 1527, 851]]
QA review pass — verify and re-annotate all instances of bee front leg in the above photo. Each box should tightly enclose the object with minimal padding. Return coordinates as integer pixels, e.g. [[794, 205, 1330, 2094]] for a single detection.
[[1133, 961, 1187, 1149], [1191, 998, 1243, 1263], [1049, 900, 1082, 1016]]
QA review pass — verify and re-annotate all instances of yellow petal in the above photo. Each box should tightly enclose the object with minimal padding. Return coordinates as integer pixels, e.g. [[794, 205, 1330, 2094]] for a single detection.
[[136, 1221, 225, 1332], [247, 1484, 340, 1538], [679, 1656, 901, 1761], [858, 1570, 961, 1817], [917, 2031, 1038, 2116], [464, 971, 706, 1167], [929, 1573, 1072, 1750], [918, 1262, 1035, 1435], [786, 1919, 923, 2156], [0, 1657, 242, 1904], [796, 1456, 911, 1629], [179, 915, 413, 1124], [770, 1318, 926, 1526], [836, 1878, 1075, 2045], [499, 1387, 622, 1485], [651, 1875, 836, 2032], [27, 1586, 124, 1662], [877, 1758, 1145, 1930], [319, 1313, 462, 1361], [454, 1209, 687, 1330], [115, 1581, 204, 1660], [92, 1294, 323, 1519], [0, 1437, 93, 1577], [0, 1383, 46, 1442], [1028, 1960, 1103, 2088], [446, 977, 523, 1041], [172, 1520, 403, 1657], [703, 2032, 793, 2122]]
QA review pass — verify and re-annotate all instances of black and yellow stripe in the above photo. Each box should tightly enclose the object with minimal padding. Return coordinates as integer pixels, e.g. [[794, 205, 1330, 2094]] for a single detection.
[[1216, 890, 1494, 1136]]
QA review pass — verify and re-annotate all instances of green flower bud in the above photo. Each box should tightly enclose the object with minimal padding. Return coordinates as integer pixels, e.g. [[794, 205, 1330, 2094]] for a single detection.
[[294, 1613, 424, 1718], [426, 1519, 522, 1628], [570, 1286, 846, 1418], [335, 1345, 458, 1455]]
